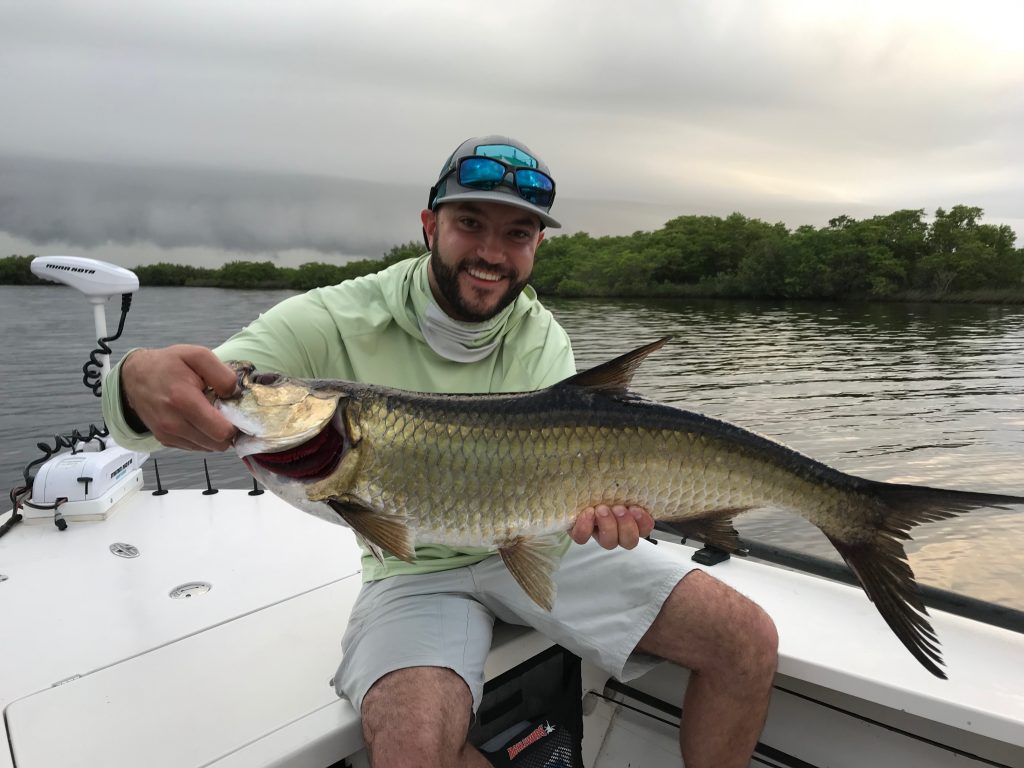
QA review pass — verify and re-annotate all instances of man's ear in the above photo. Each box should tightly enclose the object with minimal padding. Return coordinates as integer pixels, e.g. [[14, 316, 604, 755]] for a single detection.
[[421, 208, 438, 250]]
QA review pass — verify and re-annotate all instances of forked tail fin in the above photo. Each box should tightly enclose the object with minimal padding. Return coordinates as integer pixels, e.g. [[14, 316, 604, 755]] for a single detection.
[[828, 483, 1023, 679]]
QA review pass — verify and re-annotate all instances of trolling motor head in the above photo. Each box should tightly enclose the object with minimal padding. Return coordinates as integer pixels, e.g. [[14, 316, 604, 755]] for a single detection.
[[31, 255, 139, 304], [30, 255, 140, 388]]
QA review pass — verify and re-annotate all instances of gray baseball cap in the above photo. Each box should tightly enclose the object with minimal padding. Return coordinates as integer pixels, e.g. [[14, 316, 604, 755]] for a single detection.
[[428, 135, 561, 228]]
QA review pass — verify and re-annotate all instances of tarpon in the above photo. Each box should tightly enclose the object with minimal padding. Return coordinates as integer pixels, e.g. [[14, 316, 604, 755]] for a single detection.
[[215, 338, 1023, 678]]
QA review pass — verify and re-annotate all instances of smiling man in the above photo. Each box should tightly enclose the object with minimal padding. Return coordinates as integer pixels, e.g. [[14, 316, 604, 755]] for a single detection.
[[103, 135, 777, 768], [422, 139, 559, 323], [426, 201, 539, 322]]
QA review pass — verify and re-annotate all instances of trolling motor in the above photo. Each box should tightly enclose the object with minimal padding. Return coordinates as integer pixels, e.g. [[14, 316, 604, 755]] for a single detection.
[[31, 255, 140, 387], [10, 256, 150, 527]]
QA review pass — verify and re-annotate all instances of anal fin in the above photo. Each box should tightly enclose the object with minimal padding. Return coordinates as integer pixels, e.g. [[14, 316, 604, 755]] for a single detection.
[[327, 498, 415, 563], [499, 534, 565, 611], [658, 510, 749, 554]]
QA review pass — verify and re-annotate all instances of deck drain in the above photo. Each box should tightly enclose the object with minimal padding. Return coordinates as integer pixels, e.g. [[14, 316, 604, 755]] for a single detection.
[[110, 542, 140, 558], [0, 574, 8, 583], [169, 582, 212, 599]]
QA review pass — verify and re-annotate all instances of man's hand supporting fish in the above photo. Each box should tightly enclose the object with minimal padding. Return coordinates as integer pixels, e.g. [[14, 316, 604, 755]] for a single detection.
[[572, 504, 654, 550]]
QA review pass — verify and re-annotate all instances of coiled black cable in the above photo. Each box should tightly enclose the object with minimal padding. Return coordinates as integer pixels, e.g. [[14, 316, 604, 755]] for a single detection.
[[3, 292, 135, 537], [22, 425, 108, 488], [0, 425, 111, 537], [83, 293, 133, 397]]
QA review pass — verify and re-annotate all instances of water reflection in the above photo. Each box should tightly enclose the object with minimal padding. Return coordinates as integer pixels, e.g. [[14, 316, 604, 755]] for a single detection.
[[4, 287, 1023, 608], [549, 296, 1024, 609]]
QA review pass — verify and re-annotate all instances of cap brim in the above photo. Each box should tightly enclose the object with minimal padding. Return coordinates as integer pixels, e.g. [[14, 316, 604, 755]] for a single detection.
[[435, 190, 561, 228]]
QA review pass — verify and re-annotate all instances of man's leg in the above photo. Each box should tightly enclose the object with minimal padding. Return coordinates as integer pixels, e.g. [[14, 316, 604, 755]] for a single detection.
[[333, 570, 497, 768], [475, 536, 776, 767], [636, 569, 778, 768], [360, 666, 491, 768]]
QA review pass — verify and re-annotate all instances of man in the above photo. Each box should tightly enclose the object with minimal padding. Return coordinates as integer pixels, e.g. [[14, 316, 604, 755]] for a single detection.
[[103, 136, 777, 768]]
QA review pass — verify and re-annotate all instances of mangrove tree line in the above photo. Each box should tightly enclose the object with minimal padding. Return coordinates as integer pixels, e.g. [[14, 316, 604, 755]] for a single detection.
[[3, 206, 1021, 301]]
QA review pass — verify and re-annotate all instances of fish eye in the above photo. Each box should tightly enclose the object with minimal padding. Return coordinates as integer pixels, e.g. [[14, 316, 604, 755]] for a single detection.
[[252, 373, 281, 385]]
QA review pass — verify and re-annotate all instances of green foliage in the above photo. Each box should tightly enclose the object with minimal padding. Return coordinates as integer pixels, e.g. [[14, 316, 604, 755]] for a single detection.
[[3, 209, 1021, 301], [531, 206, 1021, 300], [133, 262, 206, 286], [0, 255, 42, 285], [917, 206, 1020, 294]]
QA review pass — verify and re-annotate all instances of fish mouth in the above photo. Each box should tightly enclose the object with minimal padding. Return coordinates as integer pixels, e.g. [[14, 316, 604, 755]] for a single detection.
[[244, 420, 343, 481]]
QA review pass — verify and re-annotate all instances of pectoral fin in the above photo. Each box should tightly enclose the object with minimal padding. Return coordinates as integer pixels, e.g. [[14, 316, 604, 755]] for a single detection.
[[499, 534, 566, 611], [327, 498, 415, 563]]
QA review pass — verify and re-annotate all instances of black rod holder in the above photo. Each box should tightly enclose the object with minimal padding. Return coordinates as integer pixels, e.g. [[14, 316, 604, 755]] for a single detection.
[[202, 459, 218, 495], [152, 459, 168, 496]]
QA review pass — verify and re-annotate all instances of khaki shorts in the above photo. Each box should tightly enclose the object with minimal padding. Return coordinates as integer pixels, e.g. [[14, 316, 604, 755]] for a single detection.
[[333, 538, 693, 714]]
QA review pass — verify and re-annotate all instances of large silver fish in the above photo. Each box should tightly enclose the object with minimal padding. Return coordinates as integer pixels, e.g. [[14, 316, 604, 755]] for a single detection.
[[216, 339, 1023, 678]]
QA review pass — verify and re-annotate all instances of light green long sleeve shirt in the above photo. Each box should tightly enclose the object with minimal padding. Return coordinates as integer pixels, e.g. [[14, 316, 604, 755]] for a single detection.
[[102, 255, 576, 579]]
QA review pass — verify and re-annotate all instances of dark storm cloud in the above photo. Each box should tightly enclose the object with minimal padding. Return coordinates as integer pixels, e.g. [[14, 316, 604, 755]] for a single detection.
[[0, 154, 745, 265], [0, 1, 1021, 258], [0, 155, 424, 259]]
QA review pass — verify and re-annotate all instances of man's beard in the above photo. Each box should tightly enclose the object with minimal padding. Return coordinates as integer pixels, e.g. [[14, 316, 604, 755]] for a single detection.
[[430, 243, 529, 322]]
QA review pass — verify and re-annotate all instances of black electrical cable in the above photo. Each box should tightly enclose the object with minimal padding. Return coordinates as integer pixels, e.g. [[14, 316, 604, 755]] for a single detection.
[[83, 293, 133, 397], [0, 512, 22, 538], [22, 425, 108, 488], [2, 486, 70, 537], [0, 487, 26, 539]]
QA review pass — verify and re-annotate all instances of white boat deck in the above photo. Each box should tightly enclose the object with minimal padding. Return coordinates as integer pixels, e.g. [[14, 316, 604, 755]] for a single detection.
[[2, 487, 1023, 767]]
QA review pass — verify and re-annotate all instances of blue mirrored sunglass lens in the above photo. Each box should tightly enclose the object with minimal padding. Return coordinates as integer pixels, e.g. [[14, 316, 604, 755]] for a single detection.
[[514, 170, 554, 205], [459, 157, 507, 186], [514, 170, 553, 192]]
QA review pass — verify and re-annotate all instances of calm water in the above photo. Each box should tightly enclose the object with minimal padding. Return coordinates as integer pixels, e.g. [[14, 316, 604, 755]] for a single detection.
[[3, 286, 1023, 608]]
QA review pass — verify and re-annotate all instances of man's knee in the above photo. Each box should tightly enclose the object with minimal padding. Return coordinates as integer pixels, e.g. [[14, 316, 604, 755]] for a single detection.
[[640, 570, 779, 680], [734, 598, 778, 682], [361, 666, 474, 765]]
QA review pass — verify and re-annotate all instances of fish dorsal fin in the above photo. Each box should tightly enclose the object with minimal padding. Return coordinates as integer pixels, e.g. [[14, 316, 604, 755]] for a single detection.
[[559, 337, 670, 395]]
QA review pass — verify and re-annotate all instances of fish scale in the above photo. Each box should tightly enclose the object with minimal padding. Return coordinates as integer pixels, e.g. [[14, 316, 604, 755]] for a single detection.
[[217, 338, 1024, 679]]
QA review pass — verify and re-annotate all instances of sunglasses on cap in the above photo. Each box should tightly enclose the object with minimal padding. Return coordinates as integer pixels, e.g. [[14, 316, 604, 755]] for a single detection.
[[428, 154, 556, 209]]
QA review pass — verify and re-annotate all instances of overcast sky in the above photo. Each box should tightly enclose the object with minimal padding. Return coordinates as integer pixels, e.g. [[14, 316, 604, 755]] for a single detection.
[[1, 0, 1022, 268]]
